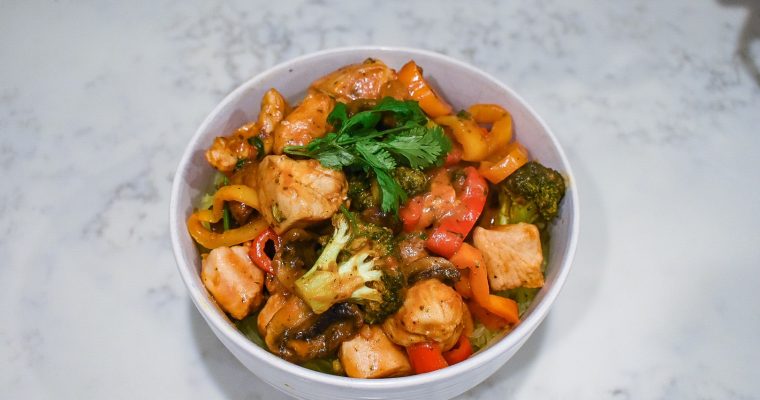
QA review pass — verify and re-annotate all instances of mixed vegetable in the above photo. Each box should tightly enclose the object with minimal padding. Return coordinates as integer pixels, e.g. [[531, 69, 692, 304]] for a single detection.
[[188, 58, 566, 378]]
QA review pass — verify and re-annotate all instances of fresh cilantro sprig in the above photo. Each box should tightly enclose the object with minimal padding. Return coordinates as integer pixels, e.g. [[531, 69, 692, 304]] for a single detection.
[[284, 97, 451, 213]]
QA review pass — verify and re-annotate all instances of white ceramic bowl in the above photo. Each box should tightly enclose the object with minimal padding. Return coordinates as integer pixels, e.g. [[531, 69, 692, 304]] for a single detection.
[[170, 46, 579, 400]]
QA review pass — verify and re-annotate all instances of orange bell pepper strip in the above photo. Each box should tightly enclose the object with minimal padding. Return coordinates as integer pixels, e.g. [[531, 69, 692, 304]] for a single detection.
[[435, 115, 490, 162], [398, 61, 453, 118], [442, 334, 473, 365], [425, 167, 488, 258], [449, 243, 520, 325], [478, 141, 529, 184], [407, 342, 449, 374], [466, 299, 509, 331], [468, 104, 513, 157], [454, 268, 473, 299]]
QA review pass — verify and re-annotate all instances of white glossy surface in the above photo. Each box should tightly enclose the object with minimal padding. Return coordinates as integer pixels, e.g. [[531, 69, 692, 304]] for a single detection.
[[1, 1, 759, 399]]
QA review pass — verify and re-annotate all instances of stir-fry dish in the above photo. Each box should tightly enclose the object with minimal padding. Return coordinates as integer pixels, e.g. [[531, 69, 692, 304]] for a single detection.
[[187, 58, 566, 378]]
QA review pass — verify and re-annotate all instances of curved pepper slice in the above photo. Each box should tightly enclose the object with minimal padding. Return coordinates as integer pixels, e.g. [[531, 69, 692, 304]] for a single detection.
[[442, 334, 473, 365], [249, 227, 281, 274], [449, 243, 520, 325], [478, 141, 529, 184], [187, 184, 265, 249], [468, 103, 513, 157], [435, 115, 489, 162], [398, 61, 453, 118], [425, 167, 488, 258], [406, 342, 448, 374]]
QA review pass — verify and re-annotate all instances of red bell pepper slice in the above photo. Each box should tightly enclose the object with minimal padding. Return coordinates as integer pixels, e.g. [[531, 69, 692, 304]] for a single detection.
[[425, 167, 488, 258], [442, 334, 473, 365], [248, 227, 281, 274], [406, 342, 448, 374], [399, 195, 424, 232]]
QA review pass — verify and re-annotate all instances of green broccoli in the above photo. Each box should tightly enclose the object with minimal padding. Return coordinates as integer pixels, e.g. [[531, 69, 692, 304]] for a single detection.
[[347, 173, 380, 211], [294, 213, 402, 316], [344, 210, 395, 256], [496, 161, 566, 225], [391, 167, 429, 197], [361, 270, 405, 324]]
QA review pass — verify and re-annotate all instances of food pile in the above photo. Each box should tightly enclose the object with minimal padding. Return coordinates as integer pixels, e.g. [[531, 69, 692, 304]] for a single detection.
[[187, 58, 565, 378]]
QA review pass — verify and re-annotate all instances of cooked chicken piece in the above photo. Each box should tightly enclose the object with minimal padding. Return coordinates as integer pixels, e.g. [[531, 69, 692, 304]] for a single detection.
[[258, 88, 289, 135], [273, 90, 334, 154], [255, 155, 348, 234], [205, 89, 288, 171], [205, 134, 255, 172], [339, 325, 412, 378], [257, 88, 289, 154], [382, 279, 465, 352], [201, 245, 265, 320], [311, 58, 397, 103], [262, 295, 314, 354], [257, 292, 289, 337], [472, 224, 544, 291]]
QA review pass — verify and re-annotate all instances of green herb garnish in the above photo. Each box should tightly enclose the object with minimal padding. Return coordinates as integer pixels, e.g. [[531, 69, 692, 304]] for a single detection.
[[285, 97, 451, 213], [247, 136, 265, 160]]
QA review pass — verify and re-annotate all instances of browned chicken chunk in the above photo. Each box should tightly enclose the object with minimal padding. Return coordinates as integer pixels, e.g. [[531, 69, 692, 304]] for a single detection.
[[273, 90, 334, 154], [311, 58, 397, 103], [258, 88, 289, 136], [339, 325, 412, 378], [472, 224, 544, 291], [257, 292, 289, 337], [382, 279, 465, 352], [205, 134, 255, 172], [201, 245, 265, 320], [255, 155, 348, 234]]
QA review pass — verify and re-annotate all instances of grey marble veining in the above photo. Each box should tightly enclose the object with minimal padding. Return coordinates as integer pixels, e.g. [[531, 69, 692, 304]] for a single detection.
[[1, 0, 758, 398]]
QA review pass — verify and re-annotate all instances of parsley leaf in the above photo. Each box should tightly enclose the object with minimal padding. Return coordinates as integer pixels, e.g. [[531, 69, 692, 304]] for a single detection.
[[382, 125, 451, 169], [284, 97, 451, 213]]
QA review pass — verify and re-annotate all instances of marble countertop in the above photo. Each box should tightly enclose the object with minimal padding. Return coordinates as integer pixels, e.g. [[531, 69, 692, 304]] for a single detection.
[[2, 1, 759, 398]]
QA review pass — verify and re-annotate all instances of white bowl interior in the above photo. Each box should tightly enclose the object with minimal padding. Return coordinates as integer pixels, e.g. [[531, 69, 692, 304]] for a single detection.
[[170, 47, 578, 400]]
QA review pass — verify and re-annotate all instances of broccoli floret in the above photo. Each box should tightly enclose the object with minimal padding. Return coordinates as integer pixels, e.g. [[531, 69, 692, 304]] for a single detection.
[[294, 213, 397, 315], [347, 172, 380, 211], [391, 167, 428, 197], [361, 270, 405, 324], [497, 161, 566, 225], [345, 211, 395, 257]]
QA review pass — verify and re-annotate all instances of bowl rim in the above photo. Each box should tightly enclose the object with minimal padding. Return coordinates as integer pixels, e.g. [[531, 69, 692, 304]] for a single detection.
[[170, 45, 580, 389]]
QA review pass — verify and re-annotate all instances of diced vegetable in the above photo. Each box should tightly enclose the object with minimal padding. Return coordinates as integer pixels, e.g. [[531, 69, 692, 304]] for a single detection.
[[425, 167, 488, 258], [406, 342, 448, 374], [442, 334, 473, 365], [449, 243, 520, 325]]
